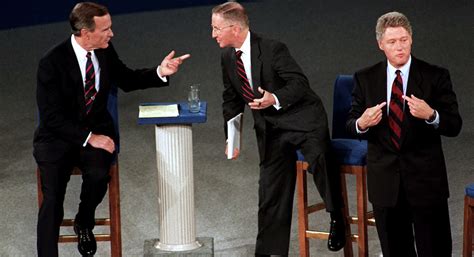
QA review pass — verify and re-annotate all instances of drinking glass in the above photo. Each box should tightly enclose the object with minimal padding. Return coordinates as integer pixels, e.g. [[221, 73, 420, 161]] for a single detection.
[[188, 84, 200, 113]]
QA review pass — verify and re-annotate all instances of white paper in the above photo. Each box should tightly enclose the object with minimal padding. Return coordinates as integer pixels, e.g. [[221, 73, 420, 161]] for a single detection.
[[139, 104, 179, 118], [227, 113, 243, 159]]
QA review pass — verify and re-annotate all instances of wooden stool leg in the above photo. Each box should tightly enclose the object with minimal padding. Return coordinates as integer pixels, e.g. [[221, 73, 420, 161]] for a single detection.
[[340, 174, 353, 257], [296, 162, 310, 257], [356, 168, 368, 257], [464, 196, 473, 257], [109, 163, 122, 257]]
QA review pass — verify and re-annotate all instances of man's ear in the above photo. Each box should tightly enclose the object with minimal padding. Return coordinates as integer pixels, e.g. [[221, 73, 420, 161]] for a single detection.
[[377, 40, 384, 51], [79, 28, 87, 37], [232, 25, 241, 35]]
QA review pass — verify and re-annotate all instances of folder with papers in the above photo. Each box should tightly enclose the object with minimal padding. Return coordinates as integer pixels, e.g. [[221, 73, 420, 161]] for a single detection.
[[226, 113, 243, 159]]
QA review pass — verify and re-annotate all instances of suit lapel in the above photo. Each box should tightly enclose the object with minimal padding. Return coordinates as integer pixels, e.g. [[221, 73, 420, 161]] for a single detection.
[[65, 41, 87, 116], [228, 48, 239, 84], [400, 57, 423, 147], [250, 32, 262, 98], [374, 62, 388, 112], [405, 57, 424, 101], [94, 49, 109, 103], [374, 61, 397, 151]]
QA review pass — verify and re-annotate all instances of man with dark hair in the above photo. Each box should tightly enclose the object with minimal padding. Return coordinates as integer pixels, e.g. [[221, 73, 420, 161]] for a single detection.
[[347, 11, 462, 257], [34, 2, 189, 256], [211, 2, 346, 256]]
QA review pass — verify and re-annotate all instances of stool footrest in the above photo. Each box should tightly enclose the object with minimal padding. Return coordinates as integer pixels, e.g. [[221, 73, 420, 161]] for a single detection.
[[61, 218, 111, 226], [58, 234, 111, 243], [307, 203, 326, 214], [306, 231, 329, 240], [347, 216, 376, 226]]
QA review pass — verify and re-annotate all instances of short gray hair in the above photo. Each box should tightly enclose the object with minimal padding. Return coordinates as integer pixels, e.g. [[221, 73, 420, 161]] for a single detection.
[[69, 2, 109, 36], [212, 1, 249, 28], [375, 11, 412, 41]]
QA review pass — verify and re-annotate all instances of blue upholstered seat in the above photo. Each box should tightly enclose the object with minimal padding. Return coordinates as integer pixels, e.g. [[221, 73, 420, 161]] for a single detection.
[[295, 75, 373, 257], [330, 75, 367, 166], [466, 184, 474, 198], [331, 139, 367, 166], [107, 84, 120, 155], [297, 75, 368, 167], [296, 150, 305, 161], [296, 139, 367, 166]]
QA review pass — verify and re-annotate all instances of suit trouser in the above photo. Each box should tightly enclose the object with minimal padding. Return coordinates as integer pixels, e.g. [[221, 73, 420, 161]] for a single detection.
[[36, 146, 112, 257], [255, 129, 343, 255], [373, 183, 452, 257]]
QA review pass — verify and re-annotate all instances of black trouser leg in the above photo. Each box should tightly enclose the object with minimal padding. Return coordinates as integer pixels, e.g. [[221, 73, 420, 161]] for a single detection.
[[373, 186, 417, 257], [37, 158, 74, 257], [255, 132, 296, 255], [412, 200, 452, 257], [75, 146, 112, 228], [300, 129, 344, 213]]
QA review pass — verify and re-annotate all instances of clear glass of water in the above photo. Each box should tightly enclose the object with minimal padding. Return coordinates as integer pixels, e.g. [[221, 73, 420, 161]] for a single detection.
[[188, 84, 200, 113]]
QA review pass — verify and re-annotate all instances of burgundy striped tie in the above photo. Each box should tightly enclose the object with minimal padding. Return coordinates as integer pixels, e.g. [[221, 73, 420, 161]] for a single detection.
[[388, 70, 404, 149], [235, 50, 254, 102], [84, 52, 97, 115]]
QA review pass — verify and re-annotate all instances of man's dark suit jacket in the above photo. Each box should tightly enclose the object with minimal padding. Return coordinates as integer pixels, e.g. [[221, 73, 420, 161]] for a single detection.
[[346, 56, 462, 207], [34, 38, 168, 162], [221, 32, 329, 161]]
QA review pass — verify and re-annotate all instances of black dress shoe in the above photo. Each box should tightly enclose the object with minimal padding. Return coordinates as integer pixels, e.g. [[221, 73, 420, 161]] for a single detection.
[[74, 222, 97, 256], [327, 218, 346, 251]]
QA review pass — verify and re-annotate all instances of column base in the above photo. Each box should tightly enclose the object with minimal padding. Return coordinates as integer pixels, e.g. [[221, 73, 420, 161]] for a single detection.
[[144, 237, 214, 257]]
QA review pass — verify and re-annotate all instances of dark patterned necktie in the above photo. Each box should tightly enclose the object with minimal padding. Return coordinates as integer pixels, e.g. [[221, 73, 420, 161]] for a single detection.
[[84, 52, 97, 115], [388, 70, 404, 149], [235, 50, 254, 102]]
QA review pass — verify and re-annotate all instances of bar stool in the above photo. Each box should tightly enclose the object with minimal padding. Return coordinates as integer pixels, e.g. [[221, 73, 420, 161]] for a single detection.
[[36, 163, 122, 257], [296, 75, 375, 257], [463, 184, 474, 257], [35, 86, 122, 257]]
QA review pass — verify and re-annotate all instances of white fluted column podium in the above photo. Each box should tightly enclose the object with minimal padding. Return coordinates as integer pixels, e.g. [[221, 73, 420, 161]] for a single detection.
[[139, 102, 213, 256], [154, 124, 199, 250]]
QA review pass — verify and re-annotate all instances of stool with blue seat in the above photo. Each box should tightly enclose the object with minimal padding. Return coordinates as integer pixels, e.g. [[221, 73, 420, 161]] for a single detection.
[[464, 184, 474, 257], [296, 75, 375, 257], [36, 86, 122, 257]]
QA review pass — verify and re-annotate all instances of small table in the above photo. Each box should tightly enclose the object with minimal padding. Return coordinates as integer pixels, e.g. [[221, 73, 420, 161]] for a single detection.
[[139, 101, 207, 252]]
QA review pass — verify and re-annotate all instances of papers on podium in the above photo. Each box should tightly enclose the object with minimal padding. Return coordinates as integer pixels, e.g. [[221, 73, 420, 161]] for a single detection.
[[139, 104, 179, 118], [227, 113, 243, 159]]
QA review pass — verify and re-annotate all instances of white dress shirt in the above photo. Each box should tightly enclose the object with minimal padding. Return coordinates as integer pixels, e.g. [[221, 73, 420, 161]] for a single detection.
[[356, 55, 438, 133], [235, 31, 281, 110]]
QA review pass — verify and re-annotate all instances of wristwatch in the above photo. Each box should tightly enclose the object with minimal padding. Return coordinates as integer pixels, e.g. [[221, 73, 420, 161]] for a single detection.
[[427, 109, 437, 123]]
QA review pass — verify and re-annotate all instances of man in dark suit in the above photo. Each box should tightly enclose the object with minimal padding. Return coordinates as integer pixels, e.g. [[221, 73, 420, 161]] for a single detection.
[[211, 2, 346, 256], [346, 11, 462, 257], [33, 2, 189, 257]]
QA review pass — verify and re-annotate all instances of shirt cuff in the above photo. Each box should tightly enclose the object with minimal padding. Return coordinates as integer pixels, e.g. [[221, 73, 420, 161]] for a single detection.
[[83, 132, 92, 147], [272, 93, 282, 110], [356, 118, 369, 134], [425, 110, 440, 127], [156, 66, 168, 82]]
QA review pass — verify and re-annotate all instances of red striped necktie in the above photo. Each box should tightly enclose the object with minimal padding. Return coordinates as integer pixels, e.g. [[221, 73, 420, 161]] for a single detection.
[[235, 50, 254, 102], [388, 70, 404, 149], [84, 52, 97, 115]]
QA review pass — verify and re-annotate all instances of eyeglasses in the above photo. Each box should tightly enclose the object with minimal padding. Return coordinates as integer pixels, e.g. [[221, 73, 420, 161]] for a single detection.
[[211, 24, 234, 34]]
